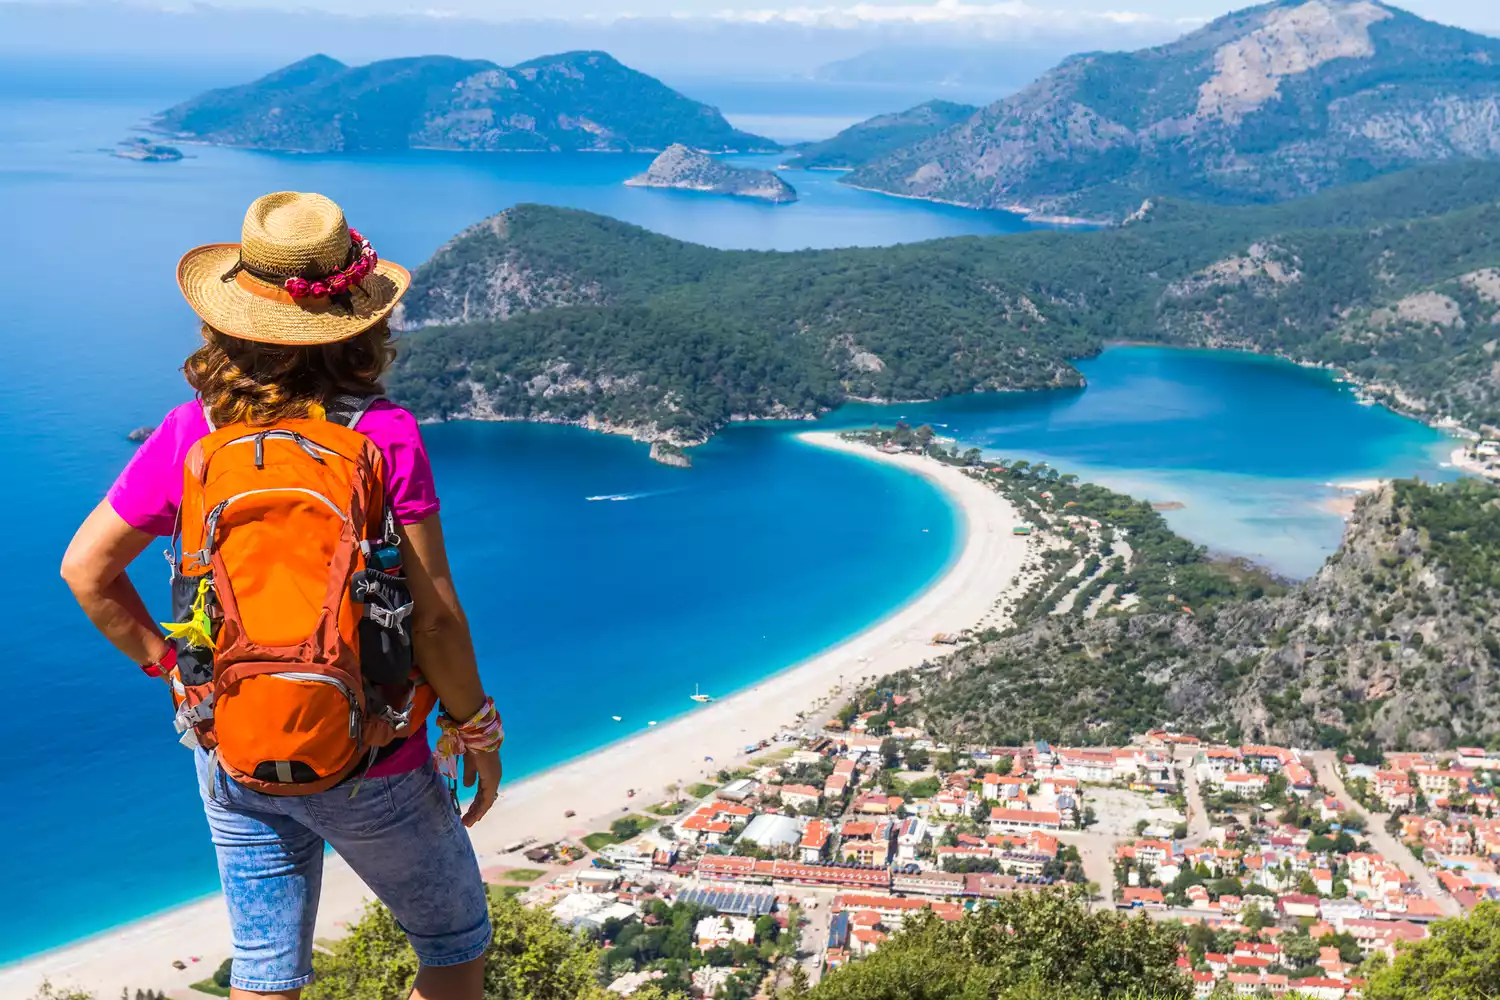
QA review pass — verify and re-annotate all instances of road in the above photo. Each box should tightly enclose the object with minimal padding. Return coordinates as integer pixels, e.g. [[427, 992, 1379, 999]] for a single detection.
[[1174, 745, 1212, 842], [795, 892, 834, 985], [1311, 750, 1459, 916]]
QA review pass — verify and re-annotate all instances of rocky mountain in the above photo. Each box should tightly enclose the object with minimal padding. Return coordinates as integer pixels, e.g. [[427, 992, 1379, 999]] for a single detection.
[[846, 0, 1500, 222], [785, 100, 977, 170], [151, 51, 772, 153], [625, 144, 796, 202], [387, 163, 1500, 451], [904, 475, 1500, 753]]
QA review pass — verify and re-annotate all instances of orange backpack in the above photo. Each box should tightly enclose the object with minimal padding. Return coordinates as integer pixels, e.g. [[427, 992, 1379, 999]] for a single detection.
[[166, 397, 435, 795]]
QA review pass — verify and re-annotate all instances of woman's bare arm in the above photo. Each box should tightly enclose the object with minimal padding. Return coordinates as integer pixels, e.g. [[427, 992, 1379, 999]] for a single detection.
[[61, 500, 171, 668], [400, 513, 500, 826]]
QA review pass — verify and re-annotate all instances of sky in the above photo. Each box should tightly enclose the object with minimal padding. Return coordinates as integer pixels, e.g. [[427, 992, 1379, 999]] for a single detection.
[[117, 0, 1496, 32], [0, 0, 1494, 83]]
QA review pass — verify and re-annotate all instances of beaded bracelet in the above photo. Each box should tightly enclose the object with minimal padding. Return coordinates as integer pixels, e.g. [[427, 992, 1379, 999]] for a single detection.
[[434, 697, 504, 778]]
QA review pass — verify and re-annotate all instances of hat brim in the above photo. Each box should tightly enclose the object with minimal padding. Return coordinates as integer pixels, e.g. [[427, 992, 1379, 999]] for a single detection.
[[177, 243, 410, 346]]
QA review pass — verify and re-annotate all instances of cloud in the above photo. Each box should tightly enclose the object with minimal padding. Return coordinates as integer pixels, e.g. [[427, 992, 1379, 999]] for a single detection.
[[699, 0, 1201, 33]]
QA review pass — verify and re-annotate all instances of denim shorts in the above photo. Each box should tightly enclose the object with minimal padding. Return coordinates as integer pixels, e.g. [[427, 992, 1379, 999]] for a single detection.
[[196, 750, 492, 993]]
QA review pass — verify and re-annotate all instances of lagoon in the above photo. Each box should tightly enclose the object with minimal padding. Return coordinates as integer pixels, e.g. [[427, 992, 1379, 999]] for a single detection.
[[0, 71, 1453, 964]]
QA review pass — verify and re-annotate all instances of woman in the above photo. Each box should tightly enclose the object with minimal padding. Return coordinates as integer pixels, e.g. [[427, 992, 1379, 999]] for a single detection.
[[60, 192, 499, 1000]]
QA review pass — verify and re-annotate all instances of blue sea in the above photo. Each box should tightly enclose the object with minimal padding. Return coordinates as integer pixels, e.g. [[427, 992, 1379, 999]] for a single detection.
[[0, 67, 1454, 963]]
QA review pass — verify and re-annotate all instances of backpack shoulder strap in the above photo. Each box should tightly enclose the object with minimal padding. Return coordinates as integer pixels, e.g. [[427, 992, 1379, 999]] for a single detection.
[[324, 394, 385, 430]]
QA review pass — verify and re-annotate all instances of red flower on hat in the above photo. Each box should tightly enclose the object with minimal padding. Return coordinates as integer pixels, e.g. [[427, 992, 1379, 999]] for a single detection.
[[279, 226, 377, 301]]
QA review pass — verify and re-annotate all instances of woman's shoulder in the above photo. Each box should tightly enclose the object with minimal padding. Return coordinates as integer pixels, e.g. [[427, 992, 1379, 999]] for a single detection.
[[152, 399, 211, 445], [357, 399, 428, 449]]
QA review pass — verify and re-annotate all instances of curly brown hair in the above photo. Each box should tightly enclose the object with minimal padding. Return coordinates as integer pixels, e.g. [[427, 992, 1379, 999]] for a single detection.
[[185, 321, 396, 427]]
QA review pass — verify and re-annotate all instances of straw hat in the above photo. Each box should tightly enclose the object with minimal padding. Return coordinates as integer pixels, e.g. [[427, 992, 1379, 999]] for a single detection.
[[177, 191, 410, 346]]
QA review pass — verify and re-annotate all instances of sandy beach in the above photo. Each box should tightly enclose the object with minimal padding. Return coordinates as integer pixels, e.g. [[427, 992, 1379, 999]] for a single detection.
[[0, 432, 1030, 999], [1318, 478, 1389, 518]]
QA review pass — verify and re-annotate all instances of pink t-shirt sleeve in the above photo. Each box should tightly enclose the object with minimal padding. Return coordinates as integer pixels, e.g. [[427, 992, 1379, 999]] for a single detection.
[[106, 401, 209, 536], [358, 400, 441, 525]]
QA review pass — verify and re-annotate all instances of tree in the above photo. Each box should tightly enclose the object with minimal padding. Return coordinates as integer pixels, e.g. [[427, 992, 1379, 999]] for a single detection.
[[28, 988, 95, 1000], [782, 964, 811, 999], [611, 816, 644, 841], [304, 896, 686, 1000], [807, 886, 1187, 999], [1365, 902, 1500, 1000], [211, 958, 233, 990], [1243, 906, 1273, 932]]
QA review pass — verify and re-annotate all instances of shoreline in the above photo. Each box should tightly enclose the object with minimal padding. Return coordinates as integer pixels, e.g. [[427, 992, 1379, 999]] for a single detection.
[[0, 431, 1032, 998]]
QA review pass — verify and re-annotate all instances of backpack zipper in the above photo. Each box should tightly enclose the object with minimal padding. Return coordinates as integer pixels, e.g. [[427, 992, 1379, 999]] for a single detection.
[[203, 487, 349, 548], [270, 671, 361, 740], [224, 430, 338, 467]]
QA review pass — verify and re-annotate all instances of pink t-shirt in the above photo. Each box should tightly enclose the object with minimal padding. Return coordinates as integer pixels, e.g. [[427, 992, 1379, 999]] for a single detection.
[[108, 398, 436, 778]]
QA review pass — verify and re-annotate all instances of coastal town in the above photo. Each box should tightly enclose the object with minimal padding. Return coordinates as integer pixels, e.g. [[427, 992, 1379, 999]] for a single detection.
[[472, 689, 1497, 1000]]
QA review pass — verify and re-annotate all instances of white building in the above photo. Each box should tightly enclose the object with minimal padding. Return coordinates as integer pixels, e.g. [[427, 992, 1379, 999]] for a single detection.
[[695, 915, 756, 950]]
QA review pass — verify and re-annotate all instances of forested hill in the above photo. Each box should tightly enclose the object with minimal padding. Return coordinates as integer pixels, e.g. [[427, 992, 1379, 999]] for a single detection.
[[899, 471, 1500, 754], [389, 163, 1500, 447], [844, 0, 1500, 221], [150, 51, 770, 153], [784, 100, 978, 170]]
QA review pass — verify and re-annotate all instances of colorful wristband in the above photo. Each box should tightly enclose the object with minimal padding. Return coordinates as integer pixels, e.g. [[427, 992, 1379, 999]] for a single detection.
[[434, 697, 503, 779], [141, 644, 177, 679]]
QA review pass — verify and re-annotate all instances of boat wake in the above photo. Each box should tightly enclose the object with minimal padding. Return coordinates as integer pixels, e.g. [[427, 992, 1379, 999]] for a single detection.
[[585, 489, 678, 503]]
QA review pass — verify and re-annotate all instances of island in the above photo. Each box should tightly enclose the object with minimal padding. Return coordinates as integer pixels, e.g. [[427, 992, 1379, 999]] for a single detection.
[[625, 145, 796, 204], [149, 52, 774, 154], [113, 138, 182, 162]]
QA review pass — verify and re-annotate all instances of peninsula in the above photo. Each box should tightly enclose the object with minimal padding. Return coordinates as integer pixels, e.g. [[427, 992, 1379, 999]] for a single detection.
[[626, 144, 797, 203], [150, 51, 774, 154], [784, 99, 975, 171], [389, 161, 1500, 455]]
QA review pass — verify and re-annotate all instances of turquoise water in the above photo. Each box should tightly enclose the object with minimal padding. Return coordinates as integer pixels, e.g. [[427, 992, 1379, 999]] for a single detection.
[[0, 71, 1454, 964], [824, 348, 1455, 577]]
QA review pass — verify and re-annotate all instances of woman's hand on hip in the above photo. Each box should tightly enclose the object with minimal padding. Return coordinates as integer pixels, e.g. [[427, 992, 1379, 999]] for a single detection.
[[461, 748, 501, 828]]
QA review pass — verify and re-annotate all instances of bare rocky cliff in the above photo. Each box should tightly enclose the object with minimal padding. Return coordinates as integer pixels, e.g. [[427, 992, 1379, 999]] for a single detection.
[[846, 0, 1500, 221]]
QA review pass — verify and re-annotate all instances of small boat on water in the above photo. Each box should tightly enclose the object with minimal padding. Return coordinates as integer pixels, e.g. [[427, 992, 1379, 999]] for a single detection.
[[648, 721, 658, 726], [612, 715, 622, 721], [690, 684, 713, 703]]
